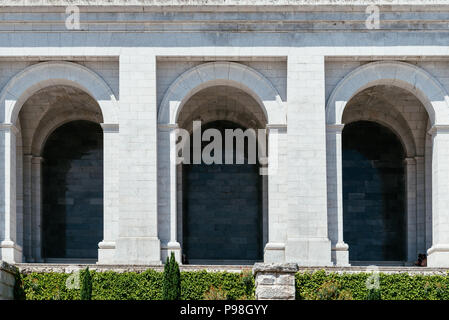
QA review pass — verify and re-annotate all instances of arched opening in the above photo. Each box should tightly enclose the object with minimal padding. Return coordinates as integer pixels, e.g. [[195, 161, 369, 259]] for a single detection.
[[326, 62, 444, 266], [1, 62, 115, 264], [183, 120, 263, 264], [15, 84, 105, 263], [342, 121, 406, 263], [176, 85, 267, 265], [42, 120, 103, 260]]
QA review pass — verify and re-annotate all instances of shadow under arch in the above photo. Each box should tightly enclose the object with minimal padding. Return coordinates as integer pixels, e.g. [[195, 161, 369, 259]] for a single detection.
[[182, 120, 264, 264], [41, 120, 104, 260], [342, 120, 407, 263]]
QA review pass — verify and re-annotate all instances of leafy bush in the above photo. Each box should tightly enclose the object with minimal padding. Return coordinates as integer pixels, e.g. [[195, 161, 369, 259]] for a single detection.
[[303, 279, 353, 300], [92, 269, 163, 300], [17, 268, 449, 300], [15, 272, 81, 300], [366, 288, 381, 300], [202, 269, 255, 301], [15, 268, 253, 300], [203, 286, 228, 300], [180, 270, 252, 300], [240, 268, 255, 299], [296, 270, 449, 300]]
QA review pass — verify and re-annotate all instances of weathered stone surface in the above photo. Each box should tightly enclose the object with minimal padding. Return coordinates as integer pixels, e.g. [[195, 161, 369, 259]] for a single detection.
[[256, 285, 296, 300], [15, 263, 249, 274], [0, 261, 17, 300], [253, 263, 298, 300], [253, 263, 298, 274]]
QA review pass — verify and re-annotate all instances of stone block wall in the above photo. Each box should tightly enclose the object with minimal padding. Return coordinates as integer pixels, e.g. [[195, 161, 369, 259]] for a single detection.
[[253, 263, 298, 300], [42, 121, 103, 259], [342, 121, 406, 262], [0, 261, 16, 300]]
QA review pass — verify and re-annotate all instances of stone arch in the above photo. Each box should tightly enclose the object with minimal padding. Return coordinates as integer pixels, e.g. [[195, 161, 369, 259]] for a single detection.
[[342, 106, 417, 157], [178, 86, 267, 133], [0, 61, 118, 124], [158, 62, 286, 125], [326, 61, 449, 126], [31, 110, 103, 156]]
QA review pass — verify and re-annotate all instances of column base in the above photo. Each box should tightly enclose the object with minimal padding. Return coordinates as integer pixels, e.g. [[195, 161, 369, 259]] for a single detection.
[[285, 238, 332, 266], [427, 244, 449, 267], [331, 242, 350, 266], [0, 240, 23, 263], [97, 241, 116, 264], [264, 242, 285, 263], [161, 241, 182, 263], [114, 237, 161, 265]]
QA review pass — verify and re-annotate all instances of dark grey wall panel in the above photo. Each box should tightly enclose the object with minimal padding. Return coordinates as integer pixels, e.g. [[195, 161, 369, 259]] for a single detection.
[[183, 121, 263, 263], [342, 121, 406, 262], [42, 120, 103, 259]]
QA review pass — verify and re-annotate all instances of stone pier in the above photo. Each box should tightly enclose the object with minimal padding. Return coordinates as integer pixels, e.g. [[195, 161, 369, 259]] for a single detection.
[[0, 261, 17, 300], [253, 263, 298, 300]]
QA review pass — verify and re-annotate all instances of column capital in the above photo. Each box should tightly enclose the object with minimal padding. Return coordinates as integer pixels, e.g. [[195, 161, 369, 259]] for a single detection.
[[414, 155, 425, 163], [404, 157, 417, 165], [428, 125, 449, 136], [101, 123, 119, 133], [266, 124, 287, 133], [0, 123, 19, 135], [326, 123, 345, 133], [158, 123, 178, 131], [31, 156, 44, 164]]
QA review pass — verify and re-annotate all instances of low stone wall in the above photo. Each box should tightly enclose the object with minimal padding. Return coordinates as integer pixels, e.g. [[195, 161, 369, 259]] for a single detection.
[[296, 265, 449, 275], [0, 261, 17, 300], [15, 263, 249, 274], [253, 263, 298, 300]]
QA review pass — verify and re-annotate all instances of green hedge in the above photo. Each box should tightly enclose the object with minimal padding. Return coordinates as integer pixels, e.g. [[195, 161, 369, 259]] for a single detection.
[[14, 269, 253, 300], [17, 268, 449, 300], [296, 270, 449, 300]]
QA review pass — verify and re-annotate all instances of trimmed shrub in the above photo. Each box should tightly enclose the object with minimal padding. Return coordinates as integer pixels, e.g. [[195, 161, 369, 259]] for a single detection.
[[162, 252, 181, 300], [303, 279, 353, 300], [15, 268, 253, 300], [180, 270, 251, 300], [92, 269, 163, 300], [80, 267, 92, 300], [296, 270, 449, 300], [203, 286, 227, 300], [15, 272, 81, 300], [240, 268, 255, 300]]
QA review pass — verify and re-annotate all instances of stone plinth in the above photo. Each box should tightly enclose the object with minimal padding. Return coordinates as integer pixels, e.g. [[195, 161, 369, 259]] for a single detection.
[[0, 261, 17, 300], [253, 263, 298, 300]]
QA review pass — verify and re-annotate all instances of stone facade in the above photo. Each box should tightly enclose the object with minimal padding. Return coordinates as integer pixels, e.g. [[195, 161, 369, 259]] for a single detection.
[[0, 0, 448, 269]]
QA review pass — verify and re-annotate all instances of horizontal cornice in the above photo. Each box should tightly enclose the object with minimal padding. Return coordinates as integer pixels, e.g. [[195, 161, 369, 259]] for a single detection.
[[1, 8, 449, 32], [0, 0, 448, 9]]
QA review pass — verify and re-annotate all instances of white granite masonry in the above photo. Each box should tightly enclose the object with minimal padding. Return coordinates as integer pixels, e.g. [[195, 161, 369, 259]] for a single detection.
[[0, 0, 449, 268]]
